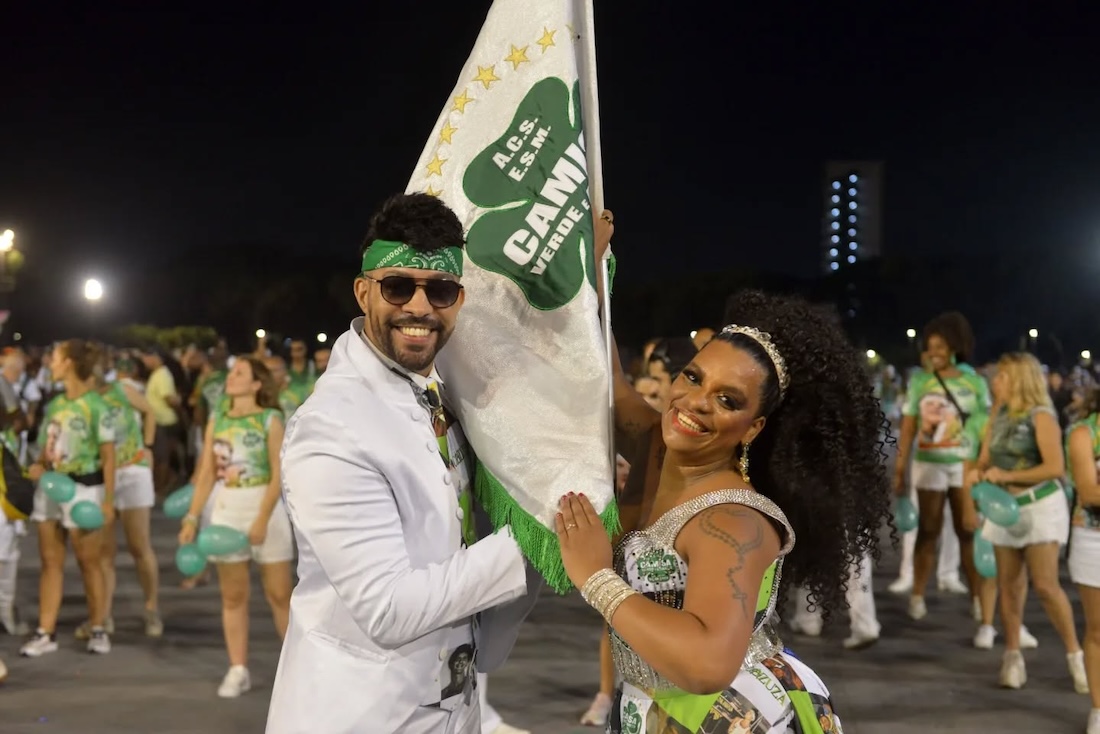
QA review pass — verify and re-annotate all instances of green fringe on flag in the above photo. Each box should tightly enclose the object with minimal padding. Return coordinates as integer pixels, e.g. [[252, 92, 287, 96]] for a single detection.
[[475, 463, 619, 594]]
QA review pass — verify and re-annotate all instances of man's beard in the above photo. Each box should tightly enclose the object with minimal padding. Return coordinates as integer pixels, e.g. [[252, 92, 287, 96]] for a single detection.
[[369, 313, 451, 373]]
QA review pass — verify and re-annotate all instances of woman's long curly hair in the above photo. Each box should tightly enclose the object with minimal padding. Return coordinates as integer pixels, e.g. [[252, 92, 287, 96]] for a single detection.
[[923, 311, 975, 364], [720, 289, 893, 619]]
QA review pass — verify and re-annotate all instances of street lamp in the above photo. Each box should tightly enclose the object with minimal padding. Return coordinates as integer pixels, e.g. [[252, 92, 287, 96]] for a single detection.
[[83, 278, 103, 302], [906, 328, 916, 339], [255, 328, 266, 339], [0, 230, 13, 253], [316, 332, 328, 343], [1083, 350, 1092, 361], [866, 349, 877, 360], [1028, 328, 1039, 339]]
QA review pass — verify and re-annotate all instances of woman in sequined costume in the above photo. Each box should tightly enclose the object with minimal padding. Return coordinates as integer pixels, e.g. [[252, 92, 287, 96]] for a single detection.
[[556, 236, 892, 733]]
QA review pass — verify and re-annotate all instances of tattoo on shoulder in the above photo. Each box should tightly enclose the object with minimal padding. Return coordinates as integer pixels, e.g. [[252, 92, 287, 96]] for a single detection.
[[697, 506, 764, 619]]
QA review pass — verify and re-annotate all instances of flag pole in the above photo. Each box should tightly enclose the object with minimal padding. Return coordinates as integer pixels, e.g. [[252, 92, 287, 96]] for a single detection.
[[577, 0, 615, 474]]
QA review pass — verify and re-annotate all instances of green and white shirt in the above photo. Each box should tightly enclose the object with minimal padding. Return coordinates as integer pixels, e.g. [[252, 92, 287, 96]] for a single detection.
[[903, 366, 991, 464], [210, 407, 281, 489], [38, 391, 116, 476], [100, 383, 150, 468]]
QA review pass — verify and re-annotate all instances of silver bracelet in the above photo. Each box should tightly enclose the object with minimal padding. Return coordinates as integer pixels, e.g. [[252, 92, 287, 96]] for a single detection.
[[581, 568, 637, 625]]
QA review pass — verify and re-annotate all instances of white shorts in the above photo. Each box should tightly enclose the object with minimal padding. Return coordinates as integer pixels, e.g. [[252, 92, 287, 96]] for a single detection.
[[1070, 527, 1100, 587], [115, 464, 155, 511], [910, 460, 964, 492], [207, 483, 294, 565], [31, 483, 106, 531], [981, 484, 1070, 548]]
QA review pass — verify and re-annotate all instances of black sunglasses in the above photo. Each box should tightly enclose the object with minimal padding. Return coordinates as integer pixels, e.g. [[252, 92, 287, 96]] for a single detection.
[[362, 274, 463, 309]]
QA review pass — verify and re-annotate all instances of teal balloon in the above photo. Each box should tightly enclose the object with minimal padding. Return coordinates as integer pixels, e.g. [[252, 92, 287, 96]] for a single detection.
[[894, 497, 919, 532], [70, 500, 105, 530], [970, 481, 995, 502], [976, 483, 1021, 528], [41, 472, 76, 503], [974, 533, 997, 578], [163, 484, 195, 519], [175, 543, 207, 576], [197, 525, 250, 557]]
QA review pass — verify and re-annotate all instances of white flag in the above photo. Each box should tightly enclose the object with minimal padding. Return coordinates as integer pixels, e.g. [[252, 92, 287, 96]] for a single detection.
[[406, 0, 614, 592]]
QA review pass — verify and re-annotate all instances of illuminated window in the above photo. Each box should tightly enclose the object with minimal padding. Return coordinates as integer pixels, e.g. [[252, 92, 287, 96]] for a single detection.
[[848, 254, 856, 263], [831, 195, 840, 204], [829, 248, 838, 257], [831, 234, 840, 243], [848, 228, 856, 236], [848, 215, 857, 223], [832, 181, 841, 190], [848, 201, 857, 210], [831, 222, 840, 230], [848, 188, 856, 197], [849, 242, 857, 250], [849, 174, 858, 183], [830, 262, 839, 271], [830, 208, 840, 217]]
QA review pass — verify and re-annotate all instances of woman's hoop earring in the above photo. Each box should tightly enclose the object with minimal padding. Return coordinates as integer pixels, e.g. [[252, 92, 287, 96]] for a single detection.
[[739, 442, 751, 485]]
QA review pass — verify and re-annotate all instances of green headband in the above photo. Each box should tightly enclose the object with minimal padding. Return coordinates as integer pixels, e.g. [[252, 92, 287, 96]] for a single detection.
[[361, 239, 464, 277]]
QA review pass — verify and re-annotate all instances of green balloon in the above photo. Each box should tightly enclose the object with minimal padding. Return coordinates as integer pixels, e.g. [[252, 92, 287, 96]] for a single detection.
[[973, 533, 997, 579], [894, 497, 919, 533], [70, 500, 104, 530], [197, 524, 250, 557], [175, 544, 207, 576], [163, 484, 195, 519], [41, 471, 76, 503], [977, 485, 1021, 528]]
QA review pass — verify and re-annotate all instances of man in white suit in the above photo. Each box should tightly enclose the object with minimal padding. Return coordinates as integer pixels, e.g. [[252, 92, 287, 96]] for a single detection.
[[267, 193, 536, 734]]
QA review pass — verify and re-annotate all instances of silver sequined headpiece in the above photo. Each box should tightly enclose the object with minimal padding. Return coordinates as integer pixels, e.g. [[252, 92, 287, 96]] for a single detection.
[[720, 324, 790, 396]]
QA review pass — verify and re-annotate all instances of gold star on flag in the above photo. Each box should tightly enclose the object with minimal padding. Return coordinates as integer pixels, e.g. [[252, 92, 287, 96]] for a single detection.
[[426, 154, 446, 177], [473, 64, 500, 90], [537, 28, 556, 53], [426, 186, 442, 197], [452, 90, 474, 114], [439, 121, 457, 144], [504, 44, 530, 70]]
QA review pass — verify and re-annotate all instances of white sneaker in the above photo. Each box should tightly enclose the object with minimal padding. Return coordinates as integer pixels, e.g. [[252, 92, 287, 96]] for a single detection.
[[843, 630, 880, 650], [971, 597, 982, 622], [908, 596, 927, 621], [144, 610, 164, 638], [217, 665, 251, 698], [489, 725, 531, 734], [888, 576, 913, 595], [1019, 625, 1039, 649], [1087, 708, 1100, 734], [19, 630, 58, 658], [580, 692, 612, 726], [973, 625, 997, 650], [999, 650, 1027, 689], [938, 577, 969, 595], [86, 629, 111, 654], [1069, 650, 1089, 694], [788, 617, 823, 637]]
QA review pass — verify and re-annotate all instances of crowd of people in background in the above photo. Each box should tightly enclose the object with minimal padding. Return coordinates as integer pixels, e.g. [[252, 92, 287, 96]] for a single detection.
[[5, 309, 1100, 732]]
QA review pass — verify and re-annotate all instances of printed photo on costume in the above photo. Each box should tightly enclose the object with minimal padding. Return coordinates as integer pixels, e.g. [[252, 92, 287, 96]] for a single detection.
[[700, 690, 770, 734], [917, 393, 962, 448], [440, 643, 474, 701]]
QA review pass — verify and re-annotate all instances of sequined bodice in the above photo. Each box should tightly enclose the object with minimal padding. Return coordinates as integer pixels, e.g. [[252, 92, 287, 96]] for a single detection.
[[609, 489, 795, 693]]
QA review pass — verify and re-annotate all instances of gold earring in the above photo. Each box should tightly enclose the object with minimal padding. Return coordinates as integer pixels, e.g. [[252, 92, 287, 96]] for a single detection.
[[739, 442, 751, 485]]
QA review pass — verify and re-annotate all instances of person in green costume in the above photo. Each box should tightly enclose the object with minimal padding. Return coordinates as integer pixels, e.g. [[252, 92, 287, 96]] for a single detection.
[[21, 340, 117, 658], [558, 249, 890, 733]]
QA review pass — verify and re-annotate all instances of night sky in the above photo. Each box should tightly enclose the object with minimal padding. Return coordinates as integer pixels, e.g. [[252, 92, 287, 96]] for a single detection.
[[3, 2, 1100, 330]]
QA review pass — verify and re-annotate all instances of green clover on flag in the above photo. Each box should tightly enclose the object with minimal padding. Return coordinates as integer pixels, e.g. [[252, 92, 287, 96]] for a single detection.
[[463, 77, 595, 311]]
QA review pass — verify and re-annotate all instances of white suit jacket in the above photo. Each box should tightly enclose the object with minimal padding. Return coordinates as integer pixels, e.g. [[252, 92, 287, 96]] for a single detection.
[[266, 320, 535, 734]]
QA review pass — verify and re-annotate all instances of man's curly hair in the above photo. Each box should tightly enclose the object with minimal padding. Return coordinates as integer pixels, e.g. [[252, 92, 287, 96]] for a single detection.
[[922, 311, 975, 364], [361, 192, 465, 257], [721, 289, 892, 619]]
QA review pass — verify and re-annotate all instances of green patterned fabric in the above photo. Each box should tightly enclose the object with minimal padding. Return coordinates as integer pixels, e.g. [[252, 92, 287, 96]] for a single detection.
[[360, 239, 463, 277]]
